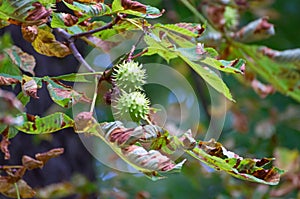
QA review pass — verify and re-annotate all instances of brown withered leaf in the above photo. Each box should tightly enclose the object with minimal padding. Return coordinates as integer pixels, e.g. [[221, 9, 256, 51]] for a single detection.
[[35, 148, 64, 164], [21, 25, 38, 42], [61, 13, 78, 27], [4, 45, 36, 75], [0, 127, 10, 160], [21, 75, 39, 99], [121, 0, 147, 13], [32, 28, 71, 58], [2, 179, 36, 198], [22, 155, 44, 170], [251, 79, 275, 98], [0, 176, 10, 193], [25, 2, 51, 26]]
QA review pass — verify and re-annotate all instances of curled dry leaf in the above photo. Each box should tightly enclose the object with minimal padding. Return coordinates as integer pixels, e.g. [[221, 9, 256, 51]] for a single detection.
[[251, 79, 275, 98], [32, 28, 71, 58], [233, 17, 275, 43], [1, 179, 36, 199], [61, 13, 78, 27], [25, 2, 52, 25], [22, 155, 44, 170], [35, 148, 64, 164], [0, 127, 10, 160]]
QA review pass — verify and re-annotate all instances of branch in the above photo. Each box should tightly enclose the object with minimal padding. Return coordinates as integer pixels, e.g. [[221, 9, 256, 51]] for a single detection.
[[70, 14, 123, 39], [69, 41, 95, 73]]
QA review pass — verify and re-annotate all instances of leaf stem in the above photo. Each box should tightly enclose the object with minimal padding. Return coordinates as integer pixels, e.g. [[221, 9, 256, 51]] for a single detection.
[[15, 183, 21, 199], [90, 76, 99, 113]]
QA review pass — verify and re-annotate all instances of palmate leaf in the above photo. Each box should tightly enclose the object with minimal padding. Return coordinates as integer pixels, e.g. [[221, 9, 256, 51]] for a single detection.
[[230, 43, 300, 102], [0, 0, 34, 21], [187, 139, 284, 185], [15, 112, 74, 134]]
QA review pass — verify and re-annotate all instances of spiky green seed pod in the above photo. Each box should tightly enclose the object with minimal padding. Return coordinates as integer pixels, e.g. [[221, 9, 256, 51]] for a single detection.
[[112, 61, 146, 92], [114, 91, 150, 122]]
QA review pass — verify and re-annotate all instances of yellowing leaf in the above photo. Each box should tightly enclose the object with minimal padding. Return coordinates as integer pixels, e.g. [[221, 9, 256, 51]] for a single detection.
[[32, 28, 71, 58]]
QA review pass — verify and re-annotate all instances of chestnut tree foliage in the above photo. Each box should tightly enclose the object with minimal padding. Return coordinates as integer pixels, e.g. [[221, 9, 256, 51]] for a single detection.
[[2, 0, 300, 198]]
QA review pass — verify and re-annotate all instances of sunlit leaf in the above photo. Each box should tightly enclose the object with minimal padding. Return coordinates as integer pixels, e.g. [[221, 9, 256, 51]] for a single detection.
[[15, 112, 74, 134], [0, 0, 34, 22], [179, 54, 234, 101]]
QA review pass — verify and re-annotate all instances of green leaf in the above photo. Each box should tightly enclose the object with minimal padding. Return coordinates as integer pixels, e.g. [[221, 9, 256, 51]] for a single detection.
[[17, 92, 30, 106], [187, 139, 284, 185], [50, 12, 67, 29], [178, 53, 234, 101], [44, 77, 91, 108], [63, 0, 111, 21], [154, 23, 200, 38], [15, 112, 74, 134], [4, 45, 36, 75], [143, 35, 177, 63], [0, 0, 34, 21], [50, 72, 103, 83]]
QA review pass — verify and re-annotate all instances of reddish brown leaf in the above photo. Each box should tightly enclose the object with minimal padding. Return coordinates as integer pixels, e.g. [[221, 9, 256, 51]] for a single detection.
[[35, 148, 64, 164], [0, 127, 10, 160], [22, 155, 44, 170], [21, 25, 38, 42], [25, 2, 51, 26], [61, 13, 78, 27], [251, 79, 275, 98], [0, 76, 20, 86], [121, 0, 147, 13]]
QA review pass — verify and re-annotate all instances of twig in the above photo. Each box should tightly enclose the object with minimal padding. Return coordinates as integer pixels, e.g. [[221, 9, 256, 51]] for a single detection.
[[127, 32, 145, 61], [69, 41, 95, 73], [70, 15, 123, 39], [131, 48, 148, 60]]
